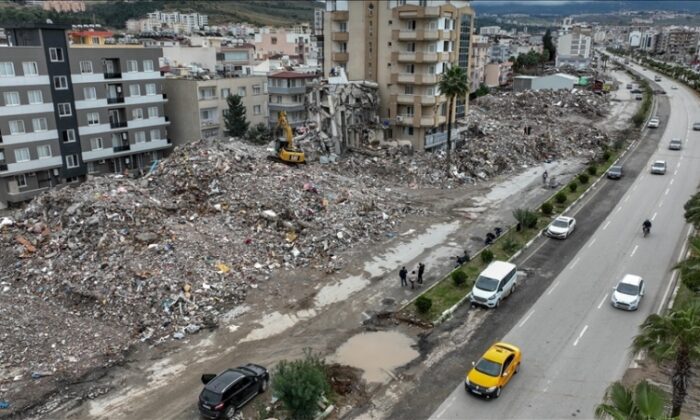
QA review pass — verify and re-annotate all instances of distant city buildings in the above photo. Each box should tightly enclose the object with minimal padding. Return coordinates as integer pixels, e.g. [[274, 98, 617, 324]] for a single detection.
[[127, 11, 209, 35]]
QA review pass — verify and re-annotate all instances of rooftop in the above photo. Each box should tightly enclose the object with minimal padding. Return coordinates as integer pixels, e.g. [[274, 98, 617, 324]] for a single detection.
[[269, 70, 317, 79]]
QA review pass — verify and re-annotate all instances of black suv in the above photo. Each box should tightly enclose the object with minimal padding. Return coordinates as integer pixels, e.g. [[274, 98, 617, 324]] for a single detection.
[[198, 364, 269, 419]]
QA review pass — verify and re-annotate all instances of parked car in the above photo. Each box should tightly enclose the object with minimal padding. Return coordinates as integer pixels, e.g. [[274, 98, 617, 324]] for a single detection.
[[546, 216, 576, 239], [607, 165, 623, 179], [198, 364, 269, 419], [470, 261, 518, 309], [654, 75, 661, 82], [651, 160, 667, 175], [630, 87, 642, 94], [611, 274, 645, 311], [669, 138, 682, 150], [671, 85, 678, 90], [647, 118, 660, 128], [465, 342, 521, 399], [626, 83, 632, 89], [634, 94, 643, 100], [693, 123, 700, 131]]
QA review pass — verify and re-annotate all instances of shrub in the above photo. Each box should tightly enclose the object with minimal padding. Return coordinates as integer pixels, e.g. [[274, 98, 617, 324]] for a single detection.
[[568, 182, 578, 192], [481, 249, 494, 264], [451, 270, 468, 286], [513, 208, 538, 229], [273, 350, 332, 420], [244, 122, 272, 145], [415, 296, 433, 313], [541, 201, 553, 215], [578, 173, 589, 184], [587, 165, 597, 176], [602, 150, 611, 162], [501, 236, 520, 254], [555, 191, 567, 204]]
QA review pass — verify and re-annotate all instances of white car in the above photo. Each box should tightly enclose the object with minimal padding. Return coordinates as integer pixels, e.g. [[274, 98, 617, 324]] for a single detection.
[[651, 160, 667, 175], [611, 274, 645, 311], [545, 216, 576, 239], [647, 118, 660, 128], [671, 85, 678, 90]]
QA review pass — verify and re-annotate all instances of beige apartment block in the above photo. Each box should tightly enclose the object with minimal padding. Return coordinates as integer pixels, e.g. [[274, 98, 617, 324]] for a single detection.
[[323, 0, 474, 151], [163, 76, 268, 145]]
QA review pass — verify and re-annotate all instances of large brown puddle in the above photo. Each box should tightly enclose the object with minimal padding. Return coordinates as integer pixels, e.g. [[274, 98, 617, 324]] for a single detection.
[[332, 331, 419, 383]]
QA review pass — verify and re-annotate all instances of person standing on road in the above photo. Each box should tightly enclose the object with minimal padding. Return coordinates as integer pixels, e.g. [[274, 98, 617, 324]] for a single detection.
[[542, 169, 549, 185], [408, 270, 417, 289], [417, 263, 425, 285], [399, 266, 408, 287]]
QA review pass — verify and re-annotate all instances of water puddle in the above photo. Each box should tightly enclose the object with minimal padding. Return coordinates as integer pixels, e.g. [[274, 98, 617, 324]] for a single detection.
[[241, 309, 316, 342], [332, 331, 419, 383], [314, 275, 369, 307]]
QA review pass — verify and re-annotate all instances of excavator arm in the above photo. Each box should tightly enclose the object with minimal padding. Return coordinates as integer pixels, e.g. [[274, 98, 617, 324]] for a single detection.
[[271, 111, 306, 164]]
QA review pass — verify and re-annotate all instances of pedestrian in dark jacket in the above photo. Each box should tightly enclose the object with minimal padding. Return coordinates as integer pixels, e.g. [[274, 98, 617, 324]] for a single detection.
[[399, 266, 408, 287], [417, 263, 425, 285]]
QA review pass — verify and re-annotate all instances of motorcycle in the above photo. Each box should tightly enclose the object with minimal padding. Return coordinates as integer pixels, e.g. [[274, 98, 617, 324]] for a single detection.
[[643, 225, 650, 237]]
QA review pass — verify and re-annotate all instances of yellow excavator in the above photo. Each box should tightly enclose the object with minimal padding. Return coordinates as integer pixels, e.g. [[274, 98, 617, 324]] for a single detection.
[[269, 111, 305, 164]]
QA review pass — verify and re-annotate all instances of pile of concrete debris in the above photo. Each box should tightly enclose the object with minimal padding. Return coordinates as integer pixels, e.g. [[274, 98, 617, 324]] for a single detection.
[[0, 139, 419, 413]]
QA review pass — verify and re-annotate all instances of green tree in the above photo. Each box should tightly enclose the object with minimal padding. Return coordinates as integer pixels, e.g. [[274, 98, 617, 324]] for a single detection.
[[543, 29, 557, 62], [272, 350, 331, 420], [594, 380, 670, 420], [632, 301, 700, 418], [683, 191, 700, 228], [224, 94, 249, 137], [437, 65, 469, 170], [475, 83, 490, 97], [674, 237, 700, 293], [600, 53, 609, 72], [244, 122, 272, 145]]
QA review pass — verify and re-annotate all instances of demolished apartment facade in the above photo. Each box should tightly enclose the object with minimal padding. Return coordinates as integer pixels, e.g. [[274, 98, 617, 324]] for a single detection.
[[0, 23, 170, 209], [323, 0, 475, 151]]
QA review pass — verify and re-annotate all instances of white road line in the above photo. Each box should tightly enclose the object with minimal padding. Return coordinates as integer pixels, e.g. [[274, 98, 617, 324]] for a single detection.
[[659, 200, 664, 208], [651, 212, 657, 221], [598, 293, 609, 309], [631, 245, 639, 257], [677, 162, 682, 169], [615, 206, 622, 213], [665, 188, 670, 195], [670, 179, 674, 185], [518, 310, 535, 328], [547, 281, 560, 296], [674, 169, 679, 176], [588, 238, 597, 248], [573, 325, 589, 346], [603, 221, 611, 230], [631, 185, 638, 192], [624, 196, 629, 203], [570, 257, 580, 269]]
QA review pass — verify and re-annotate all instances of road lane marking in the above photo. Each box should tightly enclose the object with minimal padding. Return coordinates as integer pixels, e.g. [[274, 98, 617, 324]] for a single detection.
[[659, 200, 664, 208], [573, 325, 589, 346], [518, 310, 535, 328], [651, 212, 657, 221], [547, 281, 560, 296], [616, 206, 622, 213], [674, 169, 678, 176], [670, 179, 674, 185], [665, 188, 670, 195], [624, 196, 629, 203], [632, 185, 637, 192], [588, 238, 597, 248], [598, 293, 609, 309], [677, 162, 682, 169], [569, 257, 580, 269], [603, 221, 611, 230], [631, 245, 639, 257]]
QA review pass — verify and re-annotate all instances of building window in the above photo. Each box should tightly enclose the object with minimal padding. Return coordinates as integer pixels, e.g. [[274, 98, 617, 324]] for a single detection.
[[404, 105, 414, 116], [90, 137, 103, 150], [57, 103, 71, 117], [79, 61, 93, 74], [404, 126, 414, 136], [66, 154, 79, 168], [252, 85, 261, 95], [27, 90, 43, 104], [49, 48, 64, 62], [87, 161, 97, 174], [405, 64, 415, 73], [237, 87, 246, 97], [221, 88, 230, 98], [145, 83, 157, 95], [64, 129, 76, 143], [275, 95, 282, 103], [32, 117, 48, 132], [419, 0, 427, 5], [132, 108, 143, 119], [87, 112, 100, 126], [339, 42, 347, 52], [3, 92, 20, 106], [150, 128, 160, 140], [339, 22, 347, 32], [37, 144, 51, 159], [126, 60, 138, 72], [22, 62, 38, 76], [143, 60, 154, 71], [0, 62, 14, 77], [271, 37, 277, 45], [134, 131, 146, 143], [83, 86, 97, 100], [404, 85, 413, 94], [9, 120, 25, 134], [406, 20, 416, 30], [14, 147, 30, 162], [0, 150, 4, 161], [91, 36, 100, 44], [147, 106, 158, 118], [253, 105, 261, 115], [16, 174, 27, 188], [129, 84, 141, 96], [53, 76, 68, 90]]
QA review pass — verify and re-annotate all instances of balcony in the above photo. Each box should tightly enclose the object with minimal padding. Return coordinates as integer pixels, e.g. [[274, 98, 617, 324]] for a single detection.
[[332, 32, 349, 42], [331, 11, 348, 21], [201, 120, 219, 128], [397, 73, 417, 84], [420, 95, 437, 105], [398, 6, 440, 18], [424, 131, 447, 149], [397, 52, 438, 63], [113, 144, 131, 152], [104, 72, 122, 79], [110, 121, 128, 129], [268, 102, 305, 112], [268, 85, 307, 95], [398, 30, 439, 41], [199, 95, 218, 101], [0, 163, 7, 171], [107, 96, 124, 104], [332, 52, 349, 62], [396, 94, 415, 104], [396, 115, 414, 125], [420, 116, 436, 126]]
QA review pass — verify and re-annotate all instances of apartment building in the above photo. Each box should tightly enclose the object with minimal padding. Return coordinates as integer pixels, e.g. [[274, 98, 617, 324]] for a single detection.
[[0, 23, 170, 208], [470, 34, 489, 93], [323, 0, 474, 150], [163, 75, 268, 144], [268, 71, 318, 128], [657, 28, 699, 61]]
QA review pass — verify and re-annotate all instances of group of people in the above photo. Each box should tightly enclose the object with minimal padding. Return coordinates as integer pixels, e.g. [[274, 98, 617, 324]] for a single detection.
[[399, 263, 425, 290]]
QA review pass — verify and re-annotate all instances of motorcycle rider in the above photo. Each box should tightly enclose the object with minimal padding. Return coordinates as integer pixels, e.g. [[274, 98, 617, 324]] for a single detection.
[[643, 219, 652, 235]]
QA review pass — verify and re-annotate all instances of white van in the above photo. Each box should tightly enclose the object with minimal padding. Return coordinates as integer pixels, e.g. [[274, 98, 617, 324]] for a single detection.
[[470, 261, 518, 309]]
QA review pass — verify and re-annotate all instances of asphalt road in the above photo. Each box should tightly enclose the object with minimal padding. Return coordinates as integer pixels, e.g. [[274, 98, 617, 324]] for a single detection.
[[426, 65, 700, 418]]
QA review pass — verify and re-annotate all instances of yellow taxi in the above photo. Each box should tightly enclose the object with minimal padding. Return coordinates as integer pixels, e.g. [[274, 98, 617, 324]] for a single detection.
[[465, 342, 521, 398]]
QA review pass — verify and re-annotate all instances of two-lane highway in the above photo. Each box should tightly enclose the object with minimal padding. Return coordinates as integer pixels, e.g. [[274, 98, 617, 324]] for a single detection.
[[431, 66, 700, 419]]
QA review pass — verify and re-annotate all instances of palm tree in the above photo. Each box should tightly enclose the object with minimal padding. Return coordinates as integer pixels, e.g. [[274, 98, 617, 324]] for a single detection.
[[437, 65, 469, 171], [594, 380, 669, 420], [683, 191, 700, 228], [674, 237, 700, 293], [600, 53, 610, 72], [632, 301, 700, 418]]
